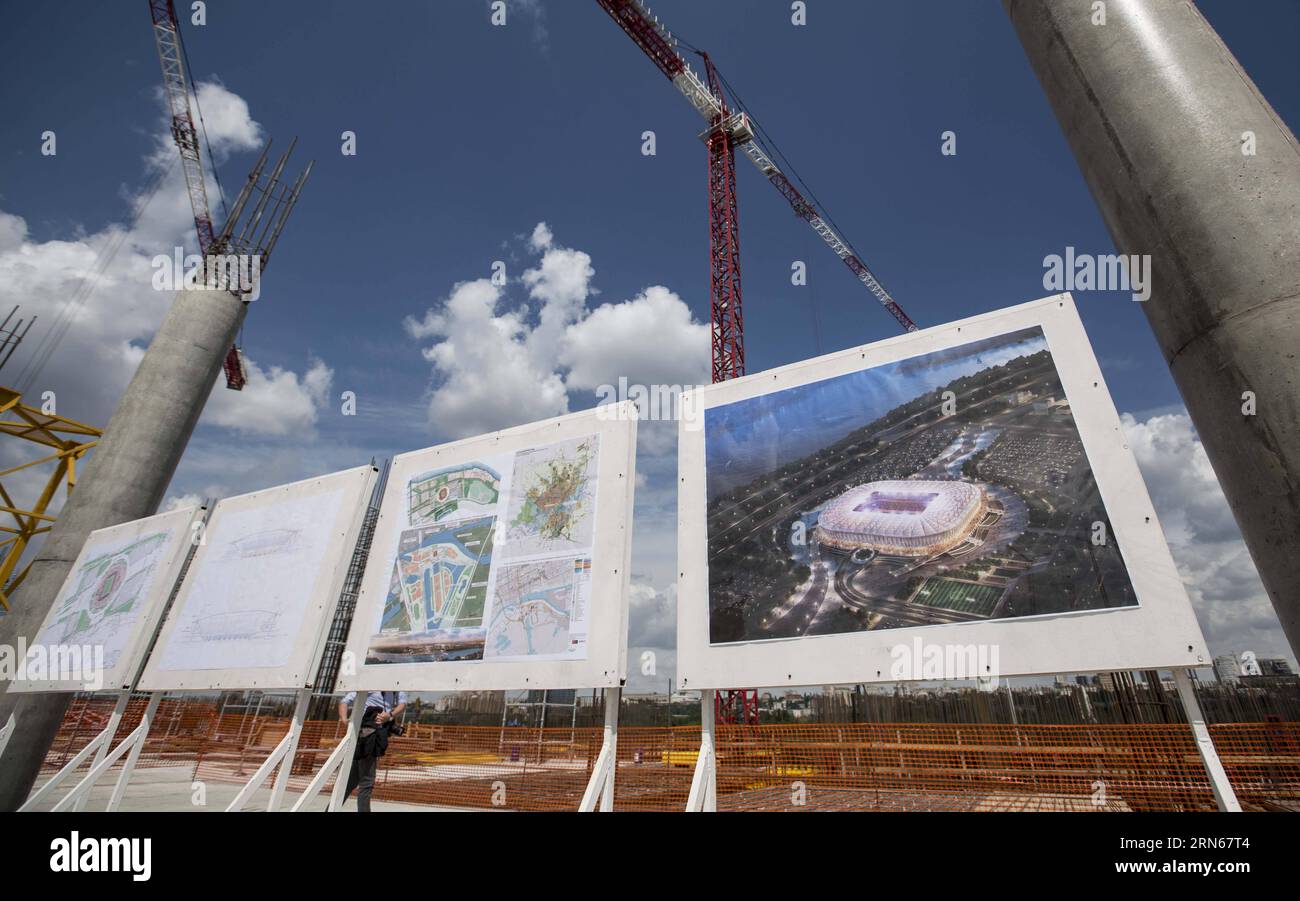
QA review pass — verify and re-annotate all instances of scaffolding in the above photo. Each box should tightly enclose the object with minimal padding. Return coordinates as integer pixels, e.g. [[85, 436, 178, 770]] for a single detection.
[[0, 385, 101, 611]]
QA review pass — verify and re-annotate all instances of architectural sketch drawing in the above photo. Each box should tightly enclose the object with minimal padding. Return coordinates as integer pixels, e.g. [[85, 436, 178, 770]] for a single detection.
[[154, 487, 347, 672]]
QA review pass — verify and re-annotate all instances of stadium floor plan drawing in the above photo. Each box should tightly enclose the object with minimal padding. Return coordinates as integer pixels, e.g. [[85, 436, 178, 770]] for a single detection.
[[704, 326, 1138, 644], [407, 462, 503, 526], [31, 530, 171, 673]]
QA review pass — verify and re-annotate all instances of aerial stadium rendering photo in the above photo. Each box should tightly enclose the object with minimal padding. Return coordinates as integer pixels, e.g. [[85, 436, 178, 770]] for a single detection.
[[705, 326, 1137, 644]]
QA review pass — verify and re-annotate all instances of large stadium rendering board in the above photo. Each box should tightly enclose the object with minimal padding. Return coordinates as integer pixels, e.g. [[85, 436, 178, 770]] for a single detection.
[[703, 326, 1138, 644]]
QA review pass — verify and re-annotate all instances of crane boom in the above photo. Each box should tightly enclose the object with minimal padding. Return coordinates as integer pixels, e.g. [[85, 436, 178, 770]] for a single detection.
[[148, 0, 248, 389], [595, 0, 917, 333], [149, 0, 217, 255]]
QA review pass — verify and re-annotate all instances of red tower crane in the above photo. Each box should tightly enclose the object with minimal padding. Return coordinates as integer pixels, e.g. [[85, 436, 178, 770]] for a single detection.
[[148, 0, 248, 390], [597, 0, 918, 725]]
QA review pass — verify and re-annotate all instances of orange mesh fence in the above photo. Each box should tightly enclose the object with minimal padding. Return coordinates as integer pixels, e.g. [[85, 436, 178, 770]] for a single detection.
[[713, 723, 1214, 811], [1208, 722, 1300, 811], [36, 698, 1300, 811]]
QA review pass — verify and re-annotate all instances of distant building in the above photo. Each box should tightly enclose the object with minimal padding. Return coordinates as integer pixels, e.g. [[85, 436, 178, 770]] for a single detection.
[[1213, 654, 1242, 683], [1258, 658, 1294, 677]]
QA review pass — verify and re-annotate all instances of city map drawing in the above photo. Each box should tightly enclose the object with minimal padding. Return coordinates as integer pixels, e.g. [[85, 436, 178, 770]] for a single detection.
[[502, 434, 599, 561], [154, 487, 348, 672], [367, 430, 605, 666], [367, 515, 495, 663], [486, 557, 592, 660], [406, 460, 503, 526], [30, 528, 174, 675]]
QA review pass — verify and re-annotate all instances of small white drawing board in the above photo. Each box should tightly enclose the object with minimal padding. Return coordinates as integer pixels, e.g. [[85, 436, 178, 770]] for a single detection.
[[337, 402, 637, 692], [677, 294, 1210, 690], [137, 464, 376, 691], [8, 505, 203, 693]]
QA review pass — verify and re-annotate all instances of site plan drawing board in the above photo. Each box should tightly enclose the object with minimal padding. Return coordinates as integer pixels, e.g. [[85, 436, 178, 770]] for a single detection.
[[677, 294, 1210, 690], [337, 402, 637, 692], [138, 465, 376, 691], [8, 505, 203, 693]]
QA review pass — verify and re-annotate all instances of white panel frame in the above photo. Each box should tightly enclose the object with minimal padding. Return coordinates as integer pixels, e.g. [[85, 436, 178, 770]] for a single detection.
[[7, 505, 203, 694], [138, 465, 376, 692], [677, 294, 1210, 690], [338, 402, 637, 692]]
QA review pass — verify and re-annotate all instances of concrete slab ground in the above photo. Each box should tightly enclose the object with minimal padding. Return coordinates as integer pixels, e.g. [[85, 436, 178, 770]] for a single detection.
[[25, 765, 472, 813]]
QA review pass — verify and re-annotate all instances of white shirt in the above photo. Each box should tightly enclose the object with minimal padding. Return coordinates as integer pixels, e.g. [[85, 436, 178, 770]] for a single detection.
[[341, 690, 407, 713]]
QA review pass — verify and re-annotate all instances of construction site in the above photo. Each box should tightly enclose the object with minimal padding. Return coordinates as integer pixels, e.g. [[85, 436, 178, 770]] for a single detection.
[[1, 0, 1299, 851]]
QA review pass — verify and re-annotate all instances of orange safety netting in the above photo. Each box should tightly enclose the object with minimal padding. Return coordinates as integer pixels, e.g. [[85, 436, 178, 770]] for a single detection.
[[36, 697, 1300, 811]]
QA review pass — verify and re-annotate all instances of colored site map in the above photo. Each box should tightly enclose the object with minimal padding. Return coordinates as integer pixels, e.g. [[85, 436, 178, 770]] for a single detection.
[[486, 557, 591, 660], [381, 515, 495, 634], [407, 462, 502, 526], [503, 434, 599, 560], [34, 530, 172, 673]]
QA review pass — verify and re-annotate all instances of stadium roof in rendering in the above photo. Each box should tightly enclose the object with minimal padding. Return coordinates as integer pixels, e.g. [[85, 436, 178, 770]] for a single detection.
[[816, 480, 985, 556]]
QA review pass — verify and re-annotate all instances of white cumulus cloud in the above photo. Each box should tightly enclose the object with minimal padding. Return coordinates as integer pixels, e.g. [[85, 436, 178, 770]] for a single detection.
[[0, 81, 325, 439], [202, 356, 334, 437], [406, 224, 709, 442], [1122, 411, 1293, 662]]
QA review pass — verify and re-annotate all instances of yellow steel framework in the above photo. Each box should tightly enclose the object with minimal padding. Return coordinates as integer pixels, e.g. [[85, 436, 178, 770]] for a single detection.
[[0, 386, 100, 610]]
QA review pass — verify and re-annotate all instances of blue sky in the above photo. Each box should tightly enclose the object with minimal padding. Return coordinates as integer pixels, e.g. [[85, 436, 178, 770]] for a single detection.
[[2, 0, 1297, 673], [704, 328, 1048, 495]]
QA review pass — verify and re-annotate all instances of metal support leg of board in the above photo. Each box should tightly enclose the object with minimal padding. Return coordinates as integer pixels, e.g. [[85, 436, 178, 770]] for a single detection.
[[19, 689, 132, 812], [330, 700, 367, 811], [686, 690, 717, 812], [579, 687, 621, 812], [0, 713, 16, 759], [73, 690, 132, 812], [266, 689, 312, 812], [227, 688, 312, 812], [1173, 668, 1241, 812], [290, 714, 355, 812], [43, 693, 161, 813], [106, 694, 163, 812]]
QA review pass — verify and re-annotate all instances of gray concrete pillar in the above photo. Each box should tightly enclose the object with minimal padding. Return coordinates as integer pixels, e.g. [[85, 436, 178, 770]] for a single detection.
[[1004, 0, 1300, 656], [0, 285, 246, 809]]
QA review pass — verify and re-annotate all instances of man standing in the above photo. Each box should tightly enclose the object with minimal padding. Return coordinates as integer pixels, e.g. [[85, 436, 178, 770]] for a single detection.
[[337, 690, 407, 812]]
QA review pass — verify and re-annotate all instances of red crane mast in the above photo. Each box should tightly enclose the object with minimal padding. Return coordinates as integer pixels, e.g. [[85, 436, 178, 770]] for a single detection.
[[148, 0, 248, 389], [597, 0, 918, 727]]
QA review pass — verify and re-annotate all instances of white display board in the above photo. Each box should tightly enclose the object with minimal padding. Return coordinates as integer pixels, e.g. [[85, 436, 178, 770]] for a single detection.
[[677, 294, 1210, 689], [338, 403, 637, 692], [138, 465, 376, 691], [8, 506, 203, 693]]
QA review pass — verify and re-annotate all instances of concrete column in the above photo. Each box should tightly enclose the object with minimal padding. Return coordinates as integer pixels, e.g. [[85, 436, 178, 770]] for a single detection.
[[0, 285, 246, 810], [1004, 0, 1300, 656]]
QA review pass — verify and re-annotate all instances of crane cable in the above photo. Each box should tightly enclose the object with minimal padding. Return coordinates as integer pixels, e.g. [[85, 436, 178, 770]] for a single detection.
[[15, 17, 230, 393], [13, 159, 174, 394], [176, 16, 228, 222], [675, 40, 910, 332]]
